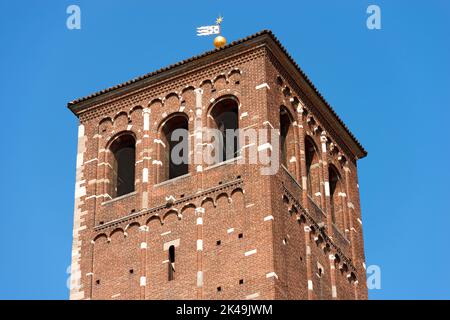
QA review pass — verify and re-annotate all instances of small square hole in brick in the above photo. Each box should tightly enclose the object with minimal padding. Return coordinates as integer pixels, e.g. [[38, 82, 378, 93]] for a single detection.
[[217, 286, 222, 292], [238, 233, 243, 239], [216, 240, 221, 246], [99, 221, 104, 225], [131, 209, 136, 213], [129, 269, 134, 274], [96, 280, 100, 285], [318, 267, 323, 278], [239, 279, 244, 285]]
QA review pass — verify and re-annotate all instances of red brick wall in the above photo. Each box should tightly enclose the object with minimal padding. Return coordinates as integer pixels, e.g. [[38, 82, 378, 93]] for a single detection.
[[69, 42, 367, 300]]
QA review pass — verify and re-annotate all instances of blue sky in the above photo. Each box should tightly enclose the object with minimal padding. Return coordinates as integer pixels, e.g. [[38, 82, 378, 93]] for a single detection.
[[1, 0, 449, 299]]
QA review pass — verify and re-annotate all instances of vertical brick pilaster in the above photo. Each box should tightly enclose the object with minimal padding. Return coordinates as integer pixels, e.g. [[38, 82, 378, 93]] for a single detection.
[[195, 207, 205, 299], [296, 106, 309, 210], [139, 226, 149, 299], [320, 133, 332, 236], [329, 254, 338, 300], [343, 166, 358, 269], [70, 123, 87, 300], [304, 226, 314, 300], [194, 88, 204, 190], [141, 108, 151, 209], [350, 168, 368, 299]]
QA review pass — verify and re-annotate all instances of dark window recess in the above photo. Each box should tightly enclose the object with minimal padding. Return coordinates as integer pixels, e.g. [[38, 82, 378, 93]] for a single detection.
[[129, 269, 134, 274], [328, 165, 341, 225], [168, 245, 175, 281], [239, 279, 244, 285], [210, 98, 239, 163], [216, 240, 221, 246], [305, 137, 319, 197], [110, 134, 136, 198], [162, 115, 189, 181], [276, 76, 283, 86], [217, 286, 222, 292], [96, 280, 100, 285], [318, 267, 323, 278], [238, 233, 243, 239], [280, 107, 292, 167]]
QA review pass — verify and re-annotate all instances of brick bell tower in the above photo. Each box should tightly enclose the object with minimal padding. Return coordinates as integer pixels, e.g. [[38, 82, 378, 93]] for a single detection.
[[68, 30, 368, 300]]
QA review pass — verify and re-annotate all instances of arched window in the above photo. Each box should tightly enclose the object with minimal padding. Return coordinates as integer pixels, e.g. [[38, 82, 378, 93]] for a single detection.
[[329, 165, 344, 230], [305, 137, 321, 204], [161, 114, 189, 181], [280, 106, 295, 173], [109, 133, 136, 198], [168, 245, 175, 281], [209, 97, 239, 163]]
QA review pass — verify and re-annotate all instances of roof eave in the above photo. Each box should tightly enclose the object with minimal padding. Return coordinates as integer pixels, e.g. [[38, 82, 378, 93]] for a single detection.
[[67, 30, 367, 160]]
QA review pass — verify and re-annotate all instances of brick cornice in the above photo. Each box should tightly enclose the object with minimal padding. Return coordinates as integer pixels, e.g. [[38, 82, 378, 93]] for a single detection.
[[93, 178, 243, 232]]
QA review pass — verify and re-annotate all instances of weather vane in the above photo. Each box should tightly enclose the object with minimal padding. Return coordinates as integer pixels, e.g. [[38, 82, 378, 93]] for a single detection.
[[196, 15, 227, 48]]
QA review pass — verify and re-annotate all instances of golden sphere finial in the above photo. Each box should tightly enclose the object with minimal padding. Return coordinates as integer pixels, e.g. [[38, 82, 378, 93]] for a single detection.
[[213, 35, 227, 48]]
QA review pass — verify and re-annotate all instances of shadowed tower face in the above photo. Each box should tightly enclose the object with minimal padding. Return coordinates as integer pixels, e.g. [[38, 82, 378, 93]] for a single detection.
[[68, 31, 367, 300]]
